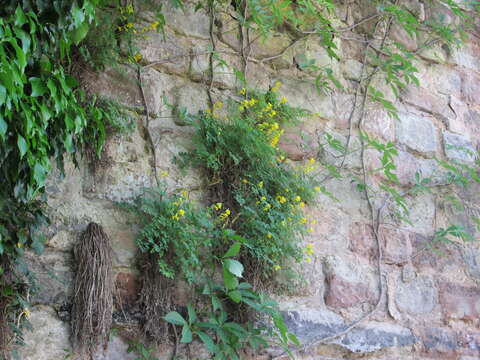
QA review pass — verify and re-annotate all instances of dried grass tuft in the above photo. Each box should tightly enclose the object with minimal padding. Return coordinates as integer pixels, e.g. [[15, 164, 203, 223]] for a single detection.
[[72, 222, 114, 359]]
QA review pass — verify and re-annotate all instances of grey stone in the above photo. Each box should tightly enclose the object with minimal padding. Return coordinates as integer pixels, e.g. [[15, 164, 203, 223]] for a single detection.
[[443, 130, 477, 163], [396, 112, 437, 156], [336, 322, 416, 353], [94, 335, 137, 360], [341, 58, 363, 81], [463, 245, 480, 282], [395, 276, 438, 314], [18, 305, 71, 360], [25, 249, 73, 306], [422, 327, 458, 352], [283, 309, 416, 353]]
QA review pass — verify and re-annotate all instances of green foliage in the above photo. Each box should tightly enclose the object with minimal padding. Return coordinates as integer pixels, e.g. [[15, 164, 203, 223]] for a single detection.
[[127, 188, 218, 283], [164, 244, 299, 360], [180, 87, 318, 281], [0, 1, 134, 355]]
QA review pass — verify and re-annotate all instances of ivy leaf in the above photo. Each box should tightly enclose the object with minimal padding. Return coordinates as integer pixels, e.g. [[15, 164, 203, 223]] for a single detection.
[[224, 259, 244, 278], [0, 114, 7, 140], [30, 77, 47, 97], [0, 85, 6, 107], [17, 135, 27, 158], [164, 311, 186, 325]]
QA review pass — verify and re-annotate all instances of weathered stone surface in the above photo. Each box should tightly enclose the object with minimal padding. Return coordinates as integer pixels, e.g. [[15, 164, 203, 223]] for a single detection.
[[162, 1, 210, 39], [335, 322, 416, 353], [463, 245, 480, 282], [396, 112, 437, 156], [137, 31, 192, 75], [461, 70, 480, 105], [451, 41, 480, 73], [94, 335, 137, 360], [341, 58, 363, 81], [46, 230, 74, 252], [380, 226, 413, 265], [395, 277, 438, 315], [324, 273, 376, 309], [439, 282, 480, 323], [363, 108, 395, 142], [18, 306, 71, 360], [403, 85, 455, 122], [448, 96, 480, 146], [116, 272, 140, 305], [348, 222, 376, 262], [283, 309, 416, 353], [26, 250, 73, 305], [421, 327, 458, 354], [323, 255, 378, 309], [443, 131, 477, 163]]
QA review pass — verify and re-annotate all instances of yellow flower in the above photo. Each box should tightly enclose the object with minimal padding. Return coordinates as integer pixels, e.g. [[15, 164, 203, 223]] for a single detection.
[[308, 158, 315, 164], [299, 201, 305, 208], [267, 233, 273, 239], [225, 209, 231, 215], [274, 265, 282, 271], [272, 81, 282, 92], [261, 196, 267, 201], [239, 88, 246, 95], [305, 256, 312, 263], [213, 101, 223, 110], [299, 217, 307, 224], [161, 170, 169, 177], [314, 186, 321, 192], [280, 96, 288, 104], [258, 181, 264, 188], [214, 202, 223, 210], [263, 203, 271, 211], [284, 188, 290, 193], [133, 53, 142, 63], [171, 215, 180, 221], [281, 220, 287, 226], [263, 103, 273, 112], [294, 196, 301, 202], [181, 191, 188, 198], [242, 179, 248, 184], [177, 209, 185, 217], [276, 195, 287, 204], [307, 228, 313, 233], [268, 110, 277, 117], [305, 243, 314, 255], [24, 308, 30, 319], [310, 219, 317, 225]]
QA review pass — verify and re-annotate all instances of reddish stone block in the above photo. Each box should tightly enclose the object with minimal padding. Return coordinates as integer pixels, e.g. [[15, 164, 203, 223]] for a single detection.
[[115, 272, 140, 305], [324, 273, 376, 309], [439, 282, 480, 324], [348, 222, 376, 262]]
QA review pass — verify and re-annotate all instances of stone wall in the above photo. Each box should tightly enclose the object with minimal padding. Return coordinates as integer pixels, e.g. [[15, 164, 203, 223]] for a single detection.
[[19, 1, 480, 359]]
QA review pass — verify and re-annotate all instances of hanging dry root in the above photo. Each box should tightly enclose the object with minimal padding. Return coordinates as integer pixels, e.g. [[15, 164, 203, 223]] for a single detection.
[[72, 222, 114, 359], [138, 253, 174, 343]]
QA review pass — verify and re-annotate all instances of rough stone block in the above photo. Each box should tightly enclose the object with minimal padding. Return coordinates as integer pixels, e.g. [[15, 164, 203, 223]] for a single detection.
[[461, 70, 480, 105], [396, 112, 437, 156], [443, 131, 477, 163], [395, 276, 438, 315], [348, 222, 376, 262], [439, 282, 480, 323], [324, 273, 377, 309], [363, 108, 395, 142], [19, 306, 71, 360], [403, 85, 455, 122], [380, 226, 413, 265], [282, 309, 416, 353]]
